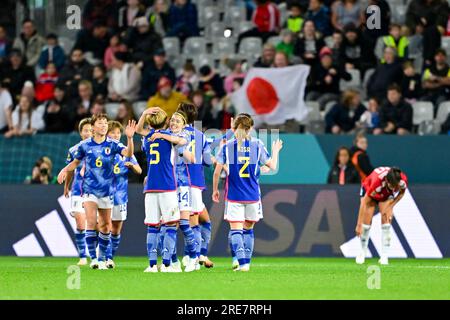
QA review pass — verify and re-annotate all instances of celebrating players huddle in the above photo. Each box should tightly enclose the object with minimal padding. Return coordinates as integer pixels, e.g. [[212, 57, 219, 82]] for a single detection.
[[58, 103, 283, 272]]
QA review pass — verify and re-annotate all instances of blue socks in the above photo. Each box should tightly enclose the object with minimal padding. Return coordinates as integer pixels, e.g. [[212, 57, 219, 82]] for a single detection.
[[147, 226, 159, 267], [229, 230, 246, 266], [158, 224, 167, 255], [97, 232, 111, 262], [179, 219, 197, 259], [171, 231, 178, 263], [200, 222, 211, 256], [163, 226, 177, 267], [85, 230, 98, 259], [106, 234, 121, 260], [228, 231, 236, 260], [243, 229, 254, 264], [75, 229, 86, 259], [192, 225, 202, 258]]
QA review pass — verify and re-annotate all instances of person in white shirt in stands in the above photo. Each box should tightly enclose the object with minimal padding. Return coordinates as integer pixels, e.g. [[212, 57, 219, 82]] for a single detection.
[[4, 95, 44, 138], [0, 79, 13, 133], [108, 51, 141, 102]]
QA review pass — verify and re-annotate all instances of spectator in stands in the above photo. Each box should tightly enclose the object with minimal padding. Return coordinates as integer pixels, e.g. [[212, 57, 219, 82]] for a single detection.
[[24, 157, 57, 184], [116, 100, 137, 127], [224, 58, 245, 95], [92, 64, 109, 100], [273, 51, 290, 68], [147, 76, 188, 117], [307, 47, 351, 110], [284, 2, 304, 34], [43, 98, 71, 133], [276, 29, 295, 59], [374, 84, 413, 135], [401, 61, 422, 104], [21, 80, 36, 105], [118, 0, 147, 34], [167, 0, 200, 41], [146, 0, 170, 37], [58, 49, 93, 99], [0, 79, 13, 133], [331, 0, 364, 32], [254, 43, 276, 68], [363, 0, 391, 47], [325, 89, 366, 134], [238, 0, 280, 44], [307, 0, 332, 37], [35, 63, 58, 103], [422, 48, 450, 111], [356, 97, 380, 132], [0, 25, 12, 64], [0, 49, 35, 104], [13, 19, 45, 67], [294, 20, 325, 68], [139, 48, 176, 100], [108, 51, 142, 102], [330, 31, 344, 62], [367, 47, 403, 100], [327, 146, 360, 184], [190, 90, 215, 129], [350, 132, 374, 181], [375, 24, 409, 63], [38, 34, 66, 72], [215, 95, 235, 130], [198, 65, 226, 99], [4, 95, 42, 137], [175, 62, 198, 97], [72, 80, 95, 126], [104, 33, 127, 70], [74, 20, 110, 62], [53, 85, 71, 120], [89, 98, 106, 116], [125, 16, 163, 65], [82, 0, 118, 30]]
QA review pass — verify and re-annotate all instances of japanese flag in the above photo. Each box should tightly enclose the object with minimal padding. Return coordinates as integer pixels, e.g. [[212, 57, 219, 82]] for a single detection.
[[231, 65, 310, 127]]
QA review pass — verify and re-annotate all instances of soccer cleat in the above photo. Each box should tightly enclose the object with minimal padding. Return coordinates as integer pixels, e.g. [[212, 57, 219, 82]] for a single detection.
[[160, 264, 172, 273], [182, 255, 189, 267], [355, 252, 366, 265], [144, 265, 158, 273], [379, 256, 389, 265], [106, 259, 115, 269], [184, 258, 197, 272], [239, 264, 250, 272], [77, 258, 87, 266], [171, 260, 182, 272], [98, 260, 107, 270], [232, 258, 239, 270], [195, 261, 201, 271], [199, 255, 214, 268], [90, 258, 99, 269]]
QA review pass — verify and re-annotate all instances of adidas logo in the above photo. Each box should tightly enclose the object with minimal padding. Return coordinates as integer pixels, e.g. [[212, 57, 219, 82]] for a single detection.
[[340, 189, 443, 259]]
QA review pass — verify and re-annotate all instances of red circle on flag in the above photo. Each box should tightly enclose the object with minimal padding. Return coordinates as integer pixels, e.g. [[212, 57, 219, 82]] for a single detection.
[[246, 77, 279, 115]]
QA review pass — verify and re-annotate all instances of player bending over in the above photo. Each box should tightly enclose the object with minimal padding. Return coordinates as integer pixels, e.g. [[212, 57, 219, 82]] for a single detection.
[[58, 114, 136, 270], [212, 114, 283, 271], [64, 118, 92, 266], [355, 167, 408, 265], [105, 121, 142, 269]]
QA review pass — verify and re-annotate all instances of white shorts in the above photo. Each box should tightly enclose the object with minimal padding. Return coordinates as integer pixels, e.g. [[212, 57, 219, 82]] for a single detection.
[[70, 195, 85, 217], [191, 188, 205, 214], [112, 203, 127, 221], [83, 194, 114, 209], [145, 192, 180, 226], [177, 186, 192, 212], [224, 201, 263, 223]]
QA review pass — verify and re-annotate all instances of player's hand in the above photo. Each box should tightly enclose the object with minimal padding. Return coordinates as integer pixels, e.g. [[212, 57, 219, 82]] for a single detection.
[[144, 107, 162, 115], [64, 186, 70, 198], [212, 190, 220, 203], [355, 224, 362, 237], [125, 120, 137, 138], [150, 132, 162, 141], [272, 139, 283, 152], [57, 170, 67, 184], [124, 162, 134, 168], [261, 165, 271, 173]]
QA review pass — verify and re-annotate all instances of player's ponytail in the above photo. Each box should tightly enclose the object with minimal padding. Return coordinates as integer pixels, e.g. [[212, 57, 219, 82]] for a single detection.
[[233, 114, 253, 144]]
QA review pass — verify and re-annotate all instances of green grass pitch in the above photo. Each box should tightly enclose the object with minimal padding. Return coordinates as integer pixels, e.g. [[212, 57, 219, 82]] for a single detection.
[[1, 257, 449, 300]]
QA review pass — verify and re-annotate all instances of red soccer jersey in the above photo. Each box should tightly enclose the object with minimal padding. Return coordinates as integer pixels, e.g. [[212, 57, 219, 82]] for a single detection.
[[362, 167, 408, 202]]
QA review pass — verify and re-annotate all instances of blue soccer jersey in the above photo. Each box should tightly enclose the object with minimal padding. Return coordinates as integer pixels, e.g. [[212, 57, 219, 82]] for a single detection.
[[74, 137, 126, 198], [112, 154, 138, 205], [142, 129, 178, 192], [66, 142, 84, 196], [217, 137, 270, 202], [184, 125, 212, 190]]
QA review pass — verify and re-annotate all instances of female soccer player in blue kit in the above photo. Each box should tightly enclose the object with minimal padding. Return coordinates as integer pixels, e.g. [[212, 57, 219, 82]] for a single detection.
[[58, 114, 136, 270], [212, 114, 283, 271]]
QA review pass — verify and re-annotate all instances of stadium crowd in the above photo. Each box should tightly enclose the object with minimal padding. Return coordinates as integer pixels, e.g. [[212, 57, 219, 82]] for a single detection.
[[1, 0, 450, 136]]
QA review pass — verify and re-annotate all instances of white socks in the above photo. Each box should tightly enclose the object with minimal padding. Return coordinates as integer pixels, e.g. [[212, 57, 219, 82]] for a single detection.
[[381, 224, 391, 259], [360, 224, 371, 254]]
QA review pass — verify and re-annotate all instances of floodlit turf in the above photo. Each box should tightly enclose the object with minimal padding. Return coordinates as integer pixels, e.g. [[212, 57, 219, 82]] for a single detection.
[[0, 257, 449, 300]]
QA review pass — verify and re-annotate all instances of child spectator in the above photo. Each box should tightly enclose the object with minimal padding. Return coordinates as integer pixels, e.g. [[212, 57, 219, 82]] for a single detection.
[[375, 24, 409, 62], [38, 33, 66, 71], [357, 97, 380, 132], [103, 33, 127, 70], [92, 64, 108, 100], [35, 63, 58, 103], [284, 2, 304, 34], [401, 61, 422, 104], [175, 62, 198, 97], [276, 29, 295, 59]]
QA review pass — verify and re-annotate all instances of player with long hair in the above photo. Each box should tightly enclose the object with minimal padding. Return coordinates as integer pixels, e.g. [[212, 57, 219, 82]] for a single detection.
[[355, 167, 408, 265], [64, 118, 92, 266], [105, 121, 142, 269], [212, 114, 283, 271], [58, 114, 136, 270]]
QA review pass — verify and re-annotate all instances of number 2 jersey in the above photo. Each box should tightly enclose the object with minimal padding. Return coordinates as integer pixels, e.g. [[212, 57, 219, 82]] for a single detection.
[[362, 167, 408, 202], [217, 137, 270, 203], [66, 141, 84, 196], [113, 154, 138, 205], [74, 137, 126, 198]]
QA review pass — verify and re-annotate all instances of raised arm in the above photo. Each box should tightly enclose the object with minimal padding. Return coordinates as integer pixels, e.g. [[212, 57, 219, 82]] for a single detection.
[[136, 107, 163, 136], [57, 159, 81, 184], [264, 139, 283, 171], [121, 120, 136, 158]]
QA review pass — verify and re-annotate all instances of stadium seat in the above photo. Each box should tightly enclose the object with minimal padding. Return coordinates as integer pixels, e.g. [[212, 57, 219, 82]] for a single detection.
[[194, 54, 217, 70], [304, 120, 325, 134], [392, 5, 407, 25], [340, 69, 361, 91], [441, 37, 450, 57], [304, 101, 321, 123], [235, 21, 254, 38], [200, 6, 220, 28], [324, 101, 336, 115], [163, 37, 180, 57], [183, 37, 207, 55], [224, 6, 247, 27], [436, 101, 450, 124], [278, 2, 288, 26], [363, 68, 375, 94], [267, 35, 282, 47], [417, 120, 441, 135], [212, 37, 236, 56], [58, 36, 74, 55], [412, 101, 434, 125], [105, 103, 120, 119], [133, 101, 148, 118], [324, 36, 334, 48], [238, 37, 263, 59], [205, 21, 226, 40]]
